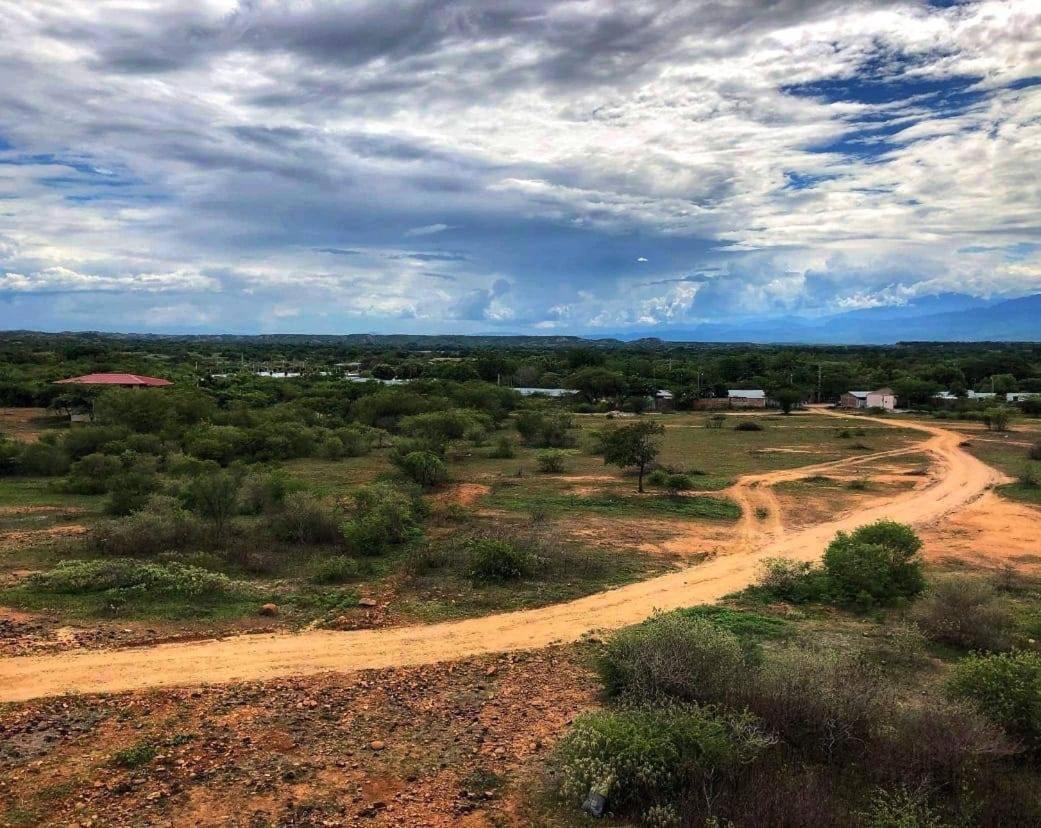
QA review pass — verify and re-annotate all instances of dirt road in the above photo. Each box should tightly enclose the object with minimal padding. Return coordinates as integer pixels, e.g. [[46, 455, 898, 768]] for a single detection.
[[0, 412, 1005, 703]]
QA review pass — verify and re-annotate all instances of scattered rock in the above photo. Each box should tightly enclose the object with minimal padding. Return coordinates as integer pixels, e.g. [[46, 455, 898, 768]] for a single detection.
[[369, 740, 386, 751], [358, 597, 378, 608], [259, 603, 279, 617]]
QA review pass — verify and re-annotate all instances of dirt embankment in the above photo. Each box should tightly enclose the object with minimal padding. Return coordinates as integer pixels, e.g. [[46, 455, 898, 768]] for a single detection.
[[0, 411, 1007, 703]]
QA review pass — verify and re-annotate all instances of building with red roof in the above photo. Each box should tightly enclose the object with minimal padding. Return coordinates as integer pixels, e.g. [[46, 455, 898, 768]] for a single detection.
[[55, 373, 172, 388]]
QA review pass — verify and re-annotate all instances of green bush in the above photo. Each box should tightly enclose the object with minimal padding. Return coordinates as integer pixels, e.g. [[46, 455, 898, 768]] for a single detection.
[[663, 473, 694, 494], [395, 450, 449, 487], [646, 468, 669, 487], [269, 492, 342, 545], [18, 441, 71, 476], [341, 483, 423, 555], [555, 705, 773, 821], [734, 420, 763, 431], [535, 449, 567, 473], [237, 469, 292, 514], [861, 787, 945, 828], [822, 521, 925, 608], [468, 537, 536, 582], [27, 558, 243, 599], [946, 650, 1041, 748], [912, 576, 1016, 651], [597, 611, 748, 705], [91, 495, 206, 556], [64, 452, 123, 494], [311, 556, 361, 584], [487, 434, 515, 458], [752, 558, 829, 604]]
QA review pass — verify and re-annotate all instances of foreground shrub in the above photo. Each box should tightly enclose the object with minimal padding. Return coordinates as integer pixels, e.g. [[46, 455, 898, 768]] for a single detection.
[[535, 449, 567, 473], [822, 520, 925, 608], [269, 491, 342, 545], [91, 495, 206, 556], [946, 650, 1041, 749], [64, 452, 123, 494], [310, 555, 361, 584], [341, 483, 423, 555], [861, 787, 945, 828], [912, 576, 1016, 651], [597, 612, 748, 705], [487, 434, 515, 458], [555, 705, 773, 822], [395, 450, 448, 488], [18, 441, 71, 476], [27, 558, 242, 599], [734, 420, 763, 431], [238, 469, 292, 514], [753, 558, 829, 604], [468, 537, 536, 582]]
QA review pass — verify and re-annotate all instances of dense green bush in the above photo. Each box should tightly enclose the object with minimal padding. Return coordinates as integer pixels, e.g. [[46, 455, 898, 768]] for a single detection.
[[91, 495, 206, 556], [487, 434, 515, 458], [946, 650, 1041, 749], [753, 558, 829, 604], [734, 420, 763, 431], [535, 449, 567, 473], [64, 452, 123, 494], [555, 705, 773, 823], [17, 441, 71, 476], [468, 537, 536, 582], [310, 556, 361, 584], [912, 576, 1016, 651], [395, 450, 449, 487], [822, 521, 925, 608], [181, 470, 242, 543], [341, 483, 423, 555], [514, 411, 575, 448], [597, 612, 747, 705], [237, 469, 292, 514], [663, 473, 694, 494], [268, 492, 342, 545], [27, 558, 242, 598]]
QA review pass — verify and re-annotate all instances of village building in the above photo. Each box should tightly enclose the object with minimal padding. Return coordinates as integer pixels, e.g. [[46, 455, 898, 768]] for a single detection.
[[840, 387, 896, 410], [53, 373, 172, 422], [727, 389, 767, 408]]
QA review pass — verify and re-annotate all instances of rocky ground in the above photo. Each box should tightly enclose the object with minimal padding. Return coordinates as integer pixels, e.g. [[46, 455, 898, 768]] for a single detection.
[[0, 646, 593, 827]]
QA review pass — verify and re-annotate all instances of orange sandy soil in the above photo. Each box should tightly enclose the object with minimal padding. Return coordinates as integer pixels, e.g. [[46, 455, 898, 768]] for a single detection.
[[0, 647, 590, 828], [920, 491, 1041, 575]]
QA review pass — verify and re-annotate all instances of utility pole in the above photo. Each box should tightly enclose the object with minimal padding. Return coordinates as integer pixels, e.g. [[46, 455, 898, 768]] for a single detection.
[[817, 363, 823, 403]]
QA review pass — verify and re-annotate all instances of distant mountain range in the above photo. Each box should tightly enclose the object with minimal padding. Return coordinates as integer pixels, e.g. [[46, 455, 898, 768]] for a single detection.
[[613, 293, 1041, 344]]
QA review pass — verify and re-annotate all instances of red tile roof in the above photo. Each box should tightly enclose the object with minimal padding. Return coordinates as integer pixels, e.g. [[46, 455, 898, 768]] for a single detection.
[[54, 373, 172, 387]]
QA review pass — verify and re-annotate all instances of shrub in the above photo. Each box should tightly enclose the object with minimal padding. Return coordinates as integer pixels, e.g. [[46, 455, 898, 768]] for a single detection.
[[341, 483, 423, 555], [311, 556, 361, 584], [597, 612, 748, 705], [705, 414, 727, 429], [238, 469, 292, 515], [982, 407, 1012, 432], [395, 450, 449, 487], [112, 741, 157, 769], [822, 521, 925, 608], [535, 449, 567, 473], [912, 576, 1016, 651], [946, 650, 1041, 749], [27, 558, 242, 599], [18, 441, 71, 476], [663, 473, 693, 495], [105, 468, 160, 516], [555, 705, 773, 821], [753, 558, 828, 604], [468, 537, 536, 582], [515, 411, 575, 448], [861, 787, 945, 828], [64, 452, 123, 494], [269, 492, 342, 545], [1029, 440, 1041, 462], [91, 495, 205, 556], [181, 470, 241, 543], [734, 420, 763, 431], [487, 434, 515, 459], [646, 468, 668, 487]]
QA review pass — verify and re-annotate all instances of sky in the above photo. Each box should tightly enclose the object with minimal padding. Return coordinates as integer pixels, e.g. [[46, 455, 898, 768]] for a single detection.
[[0, 0, 1039, 335]]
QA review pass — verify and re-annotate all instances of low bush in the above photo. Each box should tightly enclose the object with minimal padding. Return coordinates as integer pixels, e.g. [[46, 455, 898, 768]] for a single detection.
[[269, 491, 342, 545], [535, 449, 567, 473], [822, 521, 925, 608], [18, 441, 71, 476], [64, 452, 123, 494], [27, 558, 243, 599], [734, 421, 763, 431], [946, 650, 1041, 749], [555, 705, 773, 823], [597, 612, 749, 705], [468, 537, 536, 582], [752, 558, 829, 604], [341, 483, 423, 555], [912, 576, 1017, 651], [487, 434, 515, 458], [310, 555, 361, 584], [237, 469, 293, 515], [1029, 440, 1041, 462], [395, 450, 448, 487], [861, 787, 945, 828], [663, 473, 694, 494], [91, 495, 206, 556]]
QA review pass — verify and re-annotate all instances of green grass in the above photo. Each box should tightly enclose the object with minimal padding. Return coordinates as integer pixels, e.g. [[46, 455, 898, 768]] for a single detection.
[[676, 605, 792, 643], [484, 486, 741, 521], [0, 477, 104, 511], [960, 431, 1041, 506]]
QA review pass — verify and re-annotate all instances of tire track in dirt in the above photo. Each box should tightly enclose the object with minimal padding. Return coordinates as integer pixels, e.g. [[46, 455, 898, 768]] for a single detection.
[[0, 411, 1006, 702]]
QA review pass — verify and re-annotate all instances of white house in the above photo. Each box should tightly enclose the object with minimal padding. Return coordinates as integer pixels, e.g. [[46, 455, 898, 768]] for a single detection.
[[727, 389, 766, 408], [841, 388, 896, 410]]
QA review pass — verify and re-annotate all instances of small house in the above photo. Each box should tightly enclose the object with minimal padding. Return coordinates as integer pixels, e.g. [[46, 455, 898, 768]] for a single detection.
[[727, 389, 766, 409], [840, 388, 895, 410]]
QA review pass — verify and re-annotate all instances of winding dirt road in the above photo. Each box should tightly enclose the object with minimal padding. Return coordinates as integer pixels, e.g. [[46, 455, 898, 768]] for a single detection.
[[0, 412, 1005, 703]]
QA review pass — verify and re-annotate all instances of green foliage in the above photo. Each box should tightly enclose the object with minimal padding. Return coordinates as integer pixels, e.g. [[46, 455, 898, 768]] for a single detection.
[[487, 433, 515, 458], [91, 494, 206, 556], [17, 441, 71, 476], [912, 576, 1017, 651], [676, 605, 790, 644], [535, 449, 567, 473], [64, 452, 123, 494], [395, 450, 449, 487], [599, 420, 665, 492], [982, 406, 1013, 432], [822, 521, 925, 608], [771, 386, 803, 414], [946, 650, 1041, 748], [751, 558, 830, 604], [514, 410, 575, 448], [341, 483, 423, 555], [555, 705, 772, 821], [734, 420, 763, 431], [310, 556, 361, 584], [861, 787, 945, 828], [237, 469, 292, 514], [662, 472, 693, 494], [269, 491, 342, 545], [111, 741, 157, 769], [26, 558, 243, 599], [467, 537, 536, 582], [597, 611, 748, 705], [181, 470, 242, 541]]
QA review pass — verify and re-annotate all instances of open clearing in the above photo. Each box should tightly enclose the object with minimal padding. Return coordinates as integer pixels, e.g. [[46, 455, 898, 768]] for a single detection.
[[0, 410, 1008, 702]]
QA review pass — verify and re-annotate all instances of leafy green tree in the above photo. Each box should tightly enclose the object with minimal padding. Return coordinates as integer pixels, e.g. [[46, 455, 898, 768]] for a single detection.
[[599, 420, 665, 493], [770, 386, 803, 415], [822, 520, 925, 607], [182, 471, 241, 544]]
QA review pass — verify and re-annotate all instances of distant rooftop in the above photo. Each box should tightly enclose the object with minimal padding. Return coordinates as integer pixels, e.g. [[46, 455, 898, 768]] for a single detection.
[[55, 373, 172, 387], [727, 389, 765, 399]]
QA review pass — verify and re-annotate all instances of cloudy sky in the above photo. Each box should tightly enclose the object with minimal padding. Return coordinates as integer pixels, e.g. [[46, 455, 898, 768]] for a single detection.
[[1, 0, 1039, 334]]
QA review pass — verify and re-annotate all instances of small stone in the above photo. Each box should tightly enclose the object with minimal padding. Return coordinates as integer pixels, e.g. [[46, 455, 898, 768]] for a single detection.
[[369, 740, 385, 751], [358, 597, 378, 608], [259, 603, 279, 617]]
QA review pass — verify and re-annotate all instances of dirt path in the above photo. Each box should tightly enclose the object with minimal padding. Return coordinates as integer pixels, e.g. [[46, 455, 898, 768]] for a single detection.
[[0, 411, 1006, 703]]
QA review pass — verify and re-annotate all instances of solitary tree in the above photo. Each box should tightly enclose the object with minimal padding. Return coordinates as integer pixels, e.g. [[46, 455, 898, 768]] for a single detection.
[[183, 471, 241, 544], [771, 387, 803, 415], [600, 420, 665, 493]]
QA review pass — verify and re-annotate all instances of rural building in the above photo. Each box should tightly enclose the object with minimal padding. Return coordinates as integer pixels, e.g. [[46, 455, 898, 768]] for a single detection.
[[727, 389, 766, 408], [1007, 392, 1037, 403], [840, 388, 896, 410], [55, 373, 172, 388], [653, 389, 675, 411]]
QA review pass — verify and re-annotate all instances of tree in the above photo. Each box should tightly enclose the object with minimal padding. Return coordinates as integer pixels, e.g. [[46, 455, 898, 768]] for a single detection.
[[566, 367, 627, 404], [771, 386, 803, 415], [370, 363, 396, 380], [983, 406, 1012, 432], [599, 420, 665, 493], [182, 471, 241, 544]]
